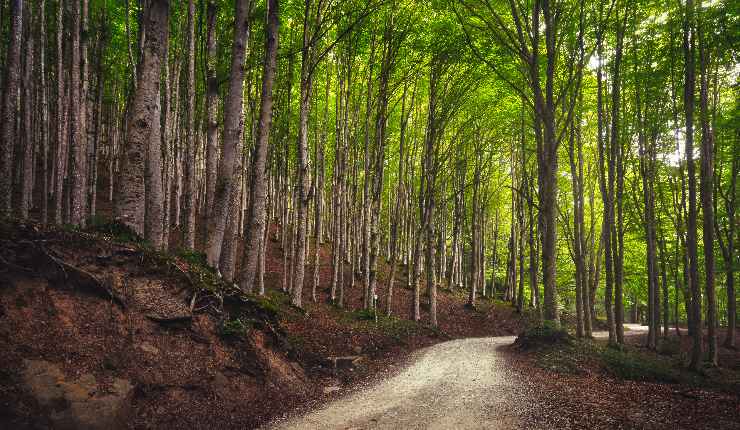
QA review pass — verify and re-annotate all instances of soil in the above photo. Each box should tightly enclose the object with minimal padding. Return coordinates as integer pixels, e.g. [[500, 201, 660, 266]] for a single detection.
[[0, 220, 526, 429]]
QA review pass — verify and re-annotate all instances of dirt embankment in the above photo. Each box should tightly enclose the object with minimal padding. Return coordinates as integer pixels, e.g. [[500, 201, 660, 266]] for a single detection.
[[0, 221, 525, 429]]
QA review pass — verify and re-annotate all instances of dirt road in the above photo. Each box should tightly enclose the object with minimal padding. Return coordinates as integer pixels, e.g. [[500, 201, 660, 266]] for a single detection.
[[267, 324, 651, 430], [266, 336, 521, 430]]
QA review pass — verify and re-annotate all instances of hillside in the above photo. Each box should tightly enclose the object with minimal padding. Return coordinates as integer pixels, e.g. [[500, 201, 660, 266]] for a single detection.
[[0, 220, 525, 429]]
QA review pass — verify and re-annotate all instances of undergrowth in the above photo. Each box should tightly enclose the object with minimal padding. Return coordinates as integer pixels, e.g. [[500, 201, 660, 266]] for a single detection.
[[334, 307, 423, 340], [514, 320, 573, 350], [523, 334, 740, 394]]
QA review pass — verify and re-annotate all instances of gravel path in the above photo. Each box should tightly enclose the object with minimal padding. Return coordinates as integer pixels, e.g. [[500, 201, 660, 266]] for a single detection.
[[266, 336, 521, 430], [266, 324, 651, 430]]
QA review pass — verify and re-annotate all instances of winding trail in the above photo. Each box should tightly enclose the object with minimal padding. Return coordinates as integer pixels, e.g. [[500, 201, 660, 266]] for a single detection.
[[267, 324, 650, 430]]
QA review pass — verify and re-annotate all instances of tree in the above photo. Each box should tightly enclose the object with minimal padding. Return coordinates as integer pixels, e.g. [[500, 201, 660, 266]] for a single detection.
[[205, 0, 253, 269], [183, 0, 197, 249], [0, 0, 23, 217], [115, 0, 169, 246], [240, 0, 280, 292], [683, 0, 702, 371]]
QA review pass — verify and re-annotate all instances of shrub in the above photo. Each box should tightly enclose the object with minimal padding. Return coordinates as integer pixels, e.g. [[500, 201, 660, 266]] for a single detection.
[[87, 217, 143, 243], [514, 320, 573, 350], [219, 317, 251, 338]]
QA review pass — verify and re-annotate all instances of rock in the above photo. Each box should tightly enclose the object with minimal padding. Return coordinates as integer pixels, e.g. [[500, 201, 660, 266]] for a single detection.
[[22, 359, 133, 430], [326, 356, 364, 370], [138, 341, 160, 355], [323, 385, 341, 394], [212, 371, 231, 396]]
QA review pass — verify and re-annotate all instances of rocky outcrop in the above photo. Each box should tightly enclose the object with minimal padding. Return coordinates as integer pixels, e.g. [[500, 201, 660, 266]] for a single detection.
[[21, 360, 133, 430]]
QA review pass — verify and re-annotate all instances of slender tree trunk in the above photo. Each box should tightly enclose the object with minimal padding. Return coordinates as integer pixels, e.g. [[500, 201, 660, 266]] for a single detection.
[[39, 0, 49, 224], [1, 0, 22, 216], [596, 27, 616, 344], [19, 8, 34, 219], [290, 0, 318, 308], [240, 0, 279, 292], [204, 2, 219, 220], [205, 0, 252, 268], [568, 113, 585, 338], [717, 149, 736, 348], [684, 0, 703, 371], [697, 2, 717, 364], [183, 0, 197, 249], [68, 0, 87, 226], [54, 0, 67, 224]]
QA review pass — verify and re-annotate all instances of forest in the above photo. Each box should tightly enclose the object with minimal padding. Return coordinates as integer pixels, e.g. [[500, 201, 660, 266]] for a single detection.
[[0, 0, 738, 428]]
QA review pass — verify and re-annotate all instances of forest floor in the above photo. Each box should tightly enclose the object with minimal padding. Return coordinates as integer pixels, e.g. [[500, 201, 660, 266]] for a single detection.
[[0, 219, 526, 429], [510, 323, 740, 429], [1, 219, 738, 429], [265, 323, 740, 430]]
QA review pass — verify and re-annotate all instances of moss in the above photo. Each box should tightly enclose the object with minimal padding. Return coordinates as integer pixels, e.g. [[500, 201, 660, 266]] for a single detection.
[[247, 291, 290, 319], [526, 336, 688, 385], [86, 216, 144, 244], [515, 320, 573, 350], [600, 347, 681, 383], [656, 338, 682, 356], [219, 316, 253, 338]]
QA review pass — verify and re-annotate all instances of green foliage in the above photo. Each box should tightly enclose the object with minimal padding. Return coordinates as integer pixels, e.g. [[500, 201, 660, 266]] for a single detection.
[[338, 307, 422, 339], [600, 347, 680, 383], [351, 308, 377, 321], [515, 320, 573, 350], [656, 338, 682, 356], [86, 216, 144, 244], [248, 291, 291, 319], [219, 316, 253, 338], [174, 248, 209, 268]]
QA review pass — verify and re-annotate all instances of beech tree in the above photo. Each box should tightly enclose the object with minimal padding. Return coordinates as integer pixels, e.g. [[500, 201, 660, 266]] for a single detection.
[[115, 0, 169, 246]]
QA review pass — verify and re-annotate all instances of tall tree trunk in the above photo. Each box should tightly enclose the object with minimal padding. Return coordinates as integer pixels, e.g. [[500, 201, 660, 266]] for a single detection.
[[568, 110, 585, 338], [0, 0, 22, 216], [183, 0, 197, 249], [54, 0, 69, 224], [312, 63, 329, 302], [684, 0, 703, 371], [240, 0, 279, 292], [204, 2, 219, 220], [697, 2, 717, 365], [596, 24, 616, 345], [69, 0, 87, 226], [205, 0, 252, 268], [19, 7, 34, 219], [717, 149, 735, 348], [115, 0, 169, 239], [39, 0, 50, 224], [610, 10, 627, 344], [290, 0, 318, 308]]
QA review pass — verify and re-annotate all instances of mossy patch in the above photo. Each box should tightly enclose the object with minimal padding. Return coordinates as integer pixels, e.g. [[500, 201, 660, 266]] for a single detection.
[[600, 346, 681, 383], [86, 216, 144, 244], [514, 320, 573, 350]]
